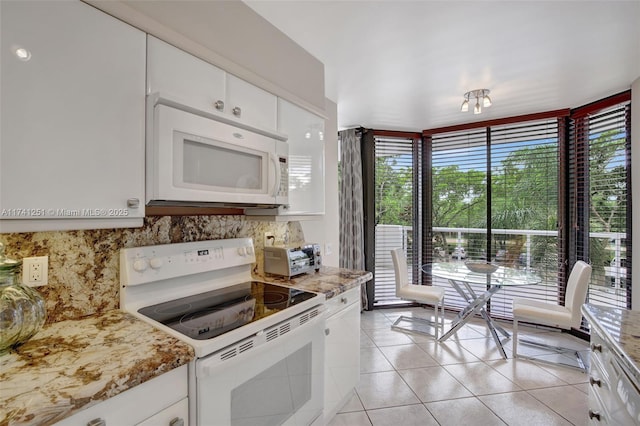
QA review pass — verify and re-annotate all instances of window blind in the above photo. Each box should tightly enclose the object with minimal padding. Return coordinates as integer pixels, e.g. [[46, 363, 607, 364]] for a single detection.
[[430, 129, 488, 310], [429, 120, 561, 318], [570, 102, 631, 310], [373, 136, 419, 306], [488, 119, 561, 319]]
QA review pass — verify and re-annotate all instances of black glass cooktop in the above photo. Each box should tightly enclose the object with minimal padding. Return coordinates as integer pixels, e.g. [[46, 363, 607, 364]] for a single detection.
[[138, 281, 318, 340]]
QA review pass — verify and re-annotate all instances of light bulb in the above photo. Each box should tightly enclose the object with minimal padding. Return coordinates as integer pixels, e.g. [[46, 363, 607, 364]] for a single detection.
[[474, 100, 481, 114], [305, 131, 311, 139], [15, 47, 31, 61], [460, 99, 469, 112], [483, 95, 492, 107]]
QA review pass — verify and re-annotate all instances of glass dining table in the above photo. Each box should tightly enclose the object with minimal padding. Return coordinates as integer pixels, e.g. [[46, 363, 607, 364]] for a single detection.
[[422, 262, 542, 359]]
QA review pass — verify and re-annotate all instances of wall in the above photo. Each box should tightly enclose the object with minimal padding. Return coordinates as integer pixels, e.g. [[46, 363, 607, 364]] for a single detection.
[[301, 98, 340, 267], [632, 77, 639, 310], [0, 216, 304, 324]]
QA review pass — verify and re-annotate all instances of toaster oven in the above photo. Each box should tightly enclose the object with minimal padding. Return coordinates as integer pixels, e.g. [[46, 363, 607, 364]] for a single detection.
[[264, 243, 322, 278]]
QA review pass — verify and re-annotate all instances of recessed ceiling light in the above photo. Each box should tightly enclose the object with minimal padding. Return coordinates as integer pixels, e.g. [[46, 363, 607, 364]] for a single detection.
[[14, 47, 31, 61]]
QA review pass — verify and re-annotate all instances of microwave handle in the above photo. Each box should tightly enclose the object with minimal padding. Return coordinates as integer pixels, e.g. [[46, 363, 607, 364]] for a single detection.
[[270, 153, 281, 197]]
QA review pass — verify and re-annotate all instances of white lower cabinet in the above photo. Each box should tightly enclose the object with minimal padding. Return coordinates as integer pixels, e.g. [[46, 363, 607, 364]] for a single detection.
[[587, 329, 640, 425], [54, 365, 188, 426], [323, 286, 361, 423]]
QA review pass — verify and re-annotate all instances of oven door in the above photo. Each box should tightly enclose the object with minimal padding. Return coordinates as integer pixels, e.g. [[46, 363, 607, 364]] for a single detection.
[[195, 308, 325, 426], [148, 103, 288, 206]]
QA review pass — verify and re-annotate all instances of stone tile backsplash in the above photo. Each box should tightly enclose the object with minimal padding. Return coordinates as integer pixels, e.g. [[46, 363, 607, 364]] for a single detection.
[[0, 216, 304, 323]]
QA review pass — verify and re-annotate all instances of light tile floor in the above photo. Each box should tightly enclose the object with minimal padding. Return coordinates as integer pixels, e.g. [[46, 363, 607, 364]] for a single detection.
[[328, 306, 591, 426]]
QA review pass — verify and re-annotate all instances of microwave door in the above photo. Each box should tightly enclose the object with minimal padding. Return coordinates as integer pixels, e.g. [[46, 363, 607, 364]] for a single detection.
[[151, 105, 283, 206]]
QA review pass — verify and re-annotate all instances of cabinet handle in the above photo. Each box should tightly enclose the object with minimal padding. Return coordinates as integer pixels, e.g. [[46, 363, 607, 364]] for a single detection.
[[86, 419, 106, 426], [589, 376, 602, 387], [588, 410, 601, 421], [127, 198, 140, 209], [325, 328, 330, 336], [214, 100, 224, 111], [341, 297, 348, 304], [591, 343, 603, 352], [232, 106, 242, 117], [169, 417, 185, 426]]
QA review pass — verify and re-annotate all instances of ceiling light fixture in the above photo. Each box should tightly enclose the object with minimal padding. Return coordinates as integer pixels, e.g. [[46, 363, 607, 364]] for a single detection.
[[461, 89, 491, 114]]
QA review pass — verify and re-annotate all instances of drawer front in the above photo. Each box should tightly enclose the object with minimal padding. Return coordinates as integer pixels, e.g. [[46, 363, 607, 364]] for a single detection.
[[325, 286, 360, 316], [589, 329, 640, 425], [54, 365, 188, 426], [588, 390, 609, 425], [589, 351, 613, 410]]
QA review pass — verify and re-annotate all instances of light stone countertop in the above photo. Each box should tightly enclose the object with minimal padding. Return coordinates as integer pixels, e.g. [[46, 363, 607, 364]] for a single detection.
[[0, 310, 195, 426], [582, 303, 640, 385], [252, 265, 372, 299]]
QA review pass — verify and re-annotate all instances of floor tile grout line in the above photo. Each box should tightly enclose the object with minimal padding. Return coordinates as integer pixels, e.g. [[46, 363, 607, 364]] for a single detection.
[[354, 310, 588, 426]]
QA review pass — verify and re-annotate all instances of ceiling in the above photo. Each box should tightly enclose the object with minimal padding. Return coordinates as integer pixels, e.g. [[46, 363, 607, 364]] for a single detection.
[[243, 0, 640, 132]]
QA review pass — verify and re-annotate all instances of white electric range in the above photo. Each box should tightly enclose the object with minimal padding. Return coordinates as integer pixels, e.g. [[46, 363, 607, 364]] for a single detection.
[[120, 238, 326, 426]]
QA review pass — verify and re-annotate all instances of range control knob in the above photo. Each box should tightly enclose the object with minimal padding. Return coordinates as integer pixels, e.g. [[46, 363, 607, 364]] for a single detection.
[[237, 247, 247, 256], [149, 257, 163, 269], [246, 246, 254, 255], [133, 258, 148, 272]]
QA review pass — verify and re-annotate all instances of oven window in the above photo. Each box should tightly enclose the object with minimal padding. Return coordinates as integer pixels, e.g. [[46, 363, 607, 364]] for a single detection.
[[230, 343, 312, 426], [183, 139, 262, 190]]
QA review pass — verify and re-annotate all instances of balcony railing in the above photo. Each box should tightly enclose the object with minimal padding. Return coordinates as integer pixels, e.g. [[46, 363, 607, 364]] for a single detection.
[[374, 224, 628, 311]]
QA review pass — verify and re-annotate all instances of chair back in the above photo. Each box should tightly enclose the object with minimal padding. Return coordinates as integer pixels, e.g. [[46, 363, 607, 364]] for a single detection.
[[565, 260, 592, 327], [390, 248, 409, 294]]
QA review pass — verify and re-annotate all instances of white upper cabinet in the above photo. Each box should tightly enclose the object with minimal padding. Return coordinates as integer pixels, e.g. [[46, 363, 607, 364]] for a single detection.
[[147, 35, 226, 114], [277, 99, 326, 215], [147, 36, 277, 132], [0, 0, 146, 232], [226, 75, 277, 132]]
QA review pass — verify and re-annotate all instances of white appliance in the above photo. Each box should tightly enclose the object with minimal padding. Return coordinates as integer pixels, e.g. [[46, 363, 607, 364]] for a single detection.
[[146, 94, 289, 207], [120, 238, 326, 426]]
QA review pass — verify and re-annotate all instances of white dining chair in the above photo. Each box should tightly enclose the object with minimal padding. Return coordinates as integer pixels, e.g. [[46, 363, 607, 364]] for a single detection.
[[512, 260, 592, 370], [390, 248, 445, 338]]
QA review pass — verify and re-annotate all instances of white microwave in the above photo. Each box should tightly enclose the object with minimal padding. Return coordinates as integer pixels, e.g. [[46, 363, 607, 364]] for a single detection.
[[146, 95, 289, 207]]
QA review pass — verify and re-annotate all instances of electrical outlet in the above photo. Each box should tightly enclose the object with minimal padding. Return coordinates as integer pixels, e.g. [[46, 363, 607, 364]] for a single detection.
[[22, 256, 48, 287], [264, 232, 275, 247], [325, 243, 333, 256]]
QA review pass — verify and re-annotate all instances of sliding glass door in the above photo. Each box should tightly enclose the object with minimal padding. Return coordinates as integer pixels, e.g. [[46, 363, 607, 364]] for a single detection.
[[371, 136, 421, 306], [427, 119, 562, 318]]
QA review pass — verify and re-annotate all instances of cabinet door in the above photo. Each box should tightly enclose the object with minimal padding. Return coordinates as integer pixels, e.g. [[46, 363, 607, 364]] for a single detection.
[[324, 292, 360, 420], [226, 74, 277, 131], [277, 99, 326, 214], [147, 35, 226, 114], [0, 0, 145, 231]]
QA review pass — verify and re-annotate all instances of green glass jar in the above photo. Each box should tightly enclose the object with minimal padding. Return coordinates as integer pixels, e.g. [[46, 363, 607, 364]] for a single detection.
[[0, 242, 46, 355]]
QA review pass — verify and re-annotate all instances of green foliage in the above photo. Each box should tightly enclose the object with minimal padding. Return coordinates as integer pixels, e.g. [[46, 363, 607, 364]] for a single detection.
[[375, 129, 627, 271], [375, 156, 413, 226]]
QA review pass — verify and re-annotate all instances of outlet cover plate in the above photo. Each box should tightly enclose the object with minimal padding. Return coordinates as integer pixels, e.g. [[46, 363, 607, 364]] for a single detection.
[[22, 255, 48, 287]]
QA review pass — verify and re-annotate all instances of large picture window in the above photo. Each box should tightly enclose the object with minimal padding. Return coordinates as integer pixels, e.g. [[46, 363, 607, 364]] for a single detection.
[[365, 91, 632, 321]]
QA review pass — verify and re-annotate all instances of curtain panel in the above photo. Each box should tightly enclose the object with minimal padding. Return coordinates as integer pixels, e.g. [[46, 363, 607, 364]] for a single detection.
[[338, 128, 368, 309]]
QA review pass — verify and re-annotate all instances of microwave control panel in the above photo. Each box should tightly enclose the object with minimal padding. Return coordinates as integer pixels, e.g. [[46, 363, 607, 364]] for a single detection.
[[278, 156, 288, 197]]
